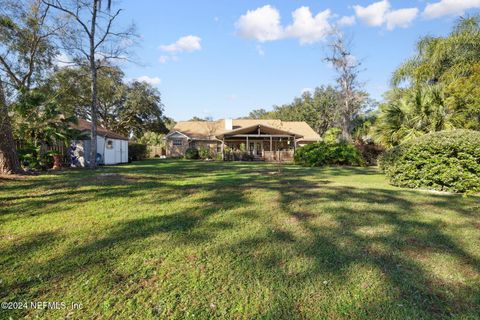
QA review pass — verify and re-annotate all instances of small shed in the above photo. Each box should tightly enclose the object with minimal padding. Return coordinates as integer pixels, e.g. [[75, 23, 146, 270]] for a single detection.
[[71, 119, 129, 166]]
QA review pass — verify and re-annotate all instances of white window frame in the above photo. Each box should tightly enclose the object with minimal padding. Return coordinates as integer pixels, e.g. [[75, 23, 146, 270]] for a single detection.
[[172, 139, 183, 146]]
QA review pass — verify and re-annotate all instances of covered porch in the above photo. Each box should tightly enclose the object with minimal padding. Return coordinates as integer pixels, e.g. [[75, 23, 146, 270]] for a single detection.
[[216, 124, 303, 162]]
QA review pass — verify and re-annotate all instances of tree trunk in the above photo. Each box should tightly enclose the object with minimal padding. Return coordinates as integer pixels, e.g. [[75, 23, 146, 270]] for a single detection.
[[88, 0, 99, 169], [341, 99, 351, 142], [0, 79, 21, 174]]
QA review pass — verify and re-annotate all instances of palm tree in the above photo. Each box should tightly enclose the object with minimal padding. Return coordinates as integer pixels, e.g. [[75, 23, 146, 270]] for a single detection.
[[374, 85, 452, 147], [391, 15, 480, 87]]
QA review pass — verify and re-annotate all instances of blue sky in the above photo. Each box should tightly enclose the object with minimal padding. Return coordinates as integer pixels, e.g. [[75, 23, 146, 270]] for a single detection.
[[118, 0, 480, 121]]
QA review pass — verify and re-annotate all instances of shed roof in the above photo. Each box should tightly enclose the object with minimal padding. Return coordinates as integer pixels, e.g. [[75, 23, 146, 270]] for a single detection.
[[72, 119, 129, 141]]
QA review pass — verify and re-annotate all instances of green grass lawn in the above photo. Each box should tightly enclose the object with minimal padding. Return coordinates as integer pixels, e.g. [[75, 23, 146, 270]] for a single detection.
[[1, 160, 479, 319]]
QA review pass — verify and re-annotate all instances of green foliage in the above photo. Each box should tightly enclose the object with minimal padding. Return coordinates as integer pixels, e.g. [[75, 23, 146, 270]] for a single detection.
[[445, 63, 480, 130], [355, 142, 385, 166], [246, 109, 269, 119], [384, 15, 480, 142], [188, 116, 211, 121], [184, 147, 199, 160], [392, 15, 480, 87], [198, 146, 210, 160], [352, 112, 378, 141], [128, 143, 148, 161], [247, 86, 342, 136], [137, 131, 165, 146], [12, 89, 81, 169], [374, 85, 452, 147], [223, 144, 254, 161], [323, 128, 341, 143], [294, 142, 365, 167], [0, 0, 55, 90], [17, 145, 42, 169], [380, 130, 480, 193], [47, 67, 169, 139], [121, 81, 167, 138]]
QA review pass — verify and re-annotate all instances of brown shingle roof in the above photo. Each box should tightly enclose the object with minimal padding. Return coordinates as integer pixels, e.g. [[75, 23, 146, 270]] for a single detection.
[[171, 119, 320, 141], [72, 119, 129, 140]]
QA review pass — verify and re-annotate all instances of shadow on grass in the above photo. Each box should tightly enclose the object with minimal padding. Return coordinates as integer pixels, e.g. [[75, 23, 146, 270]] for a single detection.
[[1, 159, 479, 318]]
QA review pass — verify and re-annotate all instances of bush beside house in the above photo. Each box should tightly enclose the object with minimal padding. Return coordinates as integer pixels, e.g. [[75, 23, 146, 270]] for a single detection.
[[294, 142, 365, 167], [380, 130, 480, 193], [198, 146, 211, 160], [185, 147, 200, 159], [128, 143, 148, 161]]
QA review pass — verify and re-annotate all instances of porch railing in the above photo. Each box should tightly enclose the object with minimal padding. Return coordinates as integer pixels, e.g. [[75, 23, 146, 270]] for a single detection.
[[263, 150, 294, 162]]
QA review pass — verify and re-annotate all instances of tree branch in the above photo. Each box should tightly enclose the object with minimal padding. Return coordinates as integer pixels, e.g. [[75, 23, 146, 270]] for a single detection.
[[94, 8, 121, 50], [42, 0, 92, 38]]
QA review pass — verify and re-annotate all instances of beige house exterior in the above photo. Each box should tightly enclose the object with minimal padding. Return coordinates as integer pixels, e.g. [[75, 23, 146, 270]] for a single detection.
[[165, 119, 320, 161]]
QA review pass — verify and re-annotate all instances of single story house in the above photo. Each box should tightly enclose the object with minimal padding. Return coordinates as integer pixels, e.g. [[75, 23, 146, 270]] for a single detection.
[[71, 119, 129, 166], [165, 119, 321, 161]]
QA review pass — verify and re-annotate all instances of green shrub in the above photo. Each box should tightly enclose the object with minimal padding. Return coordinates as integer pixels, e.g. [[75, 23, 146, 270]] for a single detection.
[[185, 147, 200, 159], [198, 146, 210, 159], [323, 128, 342, 143], [128, 143, 148, 161], [380, 130, 480, 193], [355, 142, 385, 166], [294, 142, 365, 167]]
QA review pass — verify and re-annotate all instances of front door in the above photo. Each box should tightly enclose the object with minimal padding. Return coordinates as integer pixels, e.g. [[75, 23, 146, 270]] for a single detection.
[[255, 142, 262, 156]]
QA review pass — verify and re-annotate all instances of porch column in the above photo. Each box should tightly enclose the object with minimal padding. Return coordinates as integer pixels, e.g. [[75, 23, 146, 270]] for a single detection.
[[270, 136, 272, 151], [222, 138, 225, 161], [246, 136, 249, 154]]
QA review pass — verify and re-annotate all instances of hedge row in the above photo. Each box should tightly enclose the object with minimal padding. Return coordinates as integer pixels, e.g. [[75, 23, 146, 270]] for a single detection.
[[380, 130, 480, 193], [294, 142, 365, 167]]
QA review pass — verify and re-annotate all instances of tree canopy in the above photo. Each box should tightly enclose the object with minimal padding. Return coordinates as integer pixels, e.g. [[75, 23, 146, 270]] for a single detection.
[[46, 65, 169, 139], [375, 15, 480, 147], [247, 86, 345, 137]]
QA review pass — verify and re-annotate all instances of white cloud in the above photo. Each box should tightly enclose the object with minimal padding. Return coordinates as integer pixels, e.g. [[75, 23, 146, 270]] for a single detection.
[[354, 0, 390, 26], [337, 15, 356, 26], [159, 56, 169, 64], [385, 8, 419, 30], [423, 0, 480, 19], [160, 35, 202, 53], [353, 0, 418, 30], [235, 5, 332, 44], [159, 55, 179, 64], [284, 7, 332, 44], [135, 76, 161, 86], [159, 36, 199, 64], [256, 45, 265, 56], [235, 5, 283, 42]]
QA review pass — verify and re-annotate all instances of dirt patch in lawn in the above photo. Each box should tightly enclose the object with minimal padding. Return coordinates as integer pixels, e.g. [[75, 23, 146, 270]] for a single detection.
[[0, 174, 36, 181]]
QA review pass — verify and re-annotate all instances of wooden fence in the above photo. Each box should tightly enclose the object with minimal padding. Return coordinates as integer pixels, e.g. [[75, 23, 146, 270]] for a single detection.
[[16, 141, 67, 155]]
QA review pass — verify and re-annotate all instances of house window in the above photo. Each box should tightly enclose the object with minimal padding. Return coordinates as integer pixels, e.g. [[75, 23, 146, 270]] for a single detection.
[[106, 139, 114, 149], [172, 139, 183, 146]]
